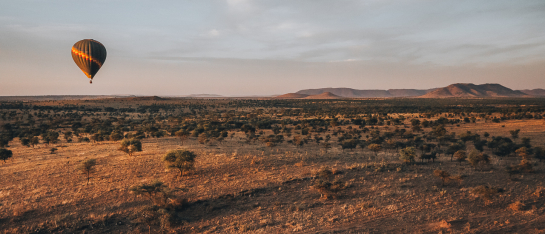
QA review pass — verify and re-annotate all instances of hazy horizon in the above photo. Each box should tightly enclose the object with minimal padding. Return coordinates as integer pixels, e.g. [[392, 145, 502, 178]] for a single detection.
[[1, 1, 545, 96]]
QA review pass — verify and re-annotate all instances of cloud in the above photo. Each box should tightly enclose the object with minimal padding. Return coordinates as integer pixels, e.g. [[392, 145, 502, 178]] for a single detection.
[[207, 29, 220, 37]]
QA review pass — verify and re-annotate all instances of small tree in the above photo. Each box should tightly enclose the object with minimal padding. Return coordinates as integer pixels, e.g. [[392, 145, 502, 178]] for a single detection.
[[0, 148, 13, 163], [30, 136, 40, 147], [509, 129, 520, 142], [399, 147, 416, 164], [130, 180, 173, 206], [454, 150, 466, 165], [79, 158, 97, 184], [119, 138, 142, 156], [467, 150, 490, 170], [20, 137, 30, 147], [175, 130, 190, 145], [534, 147, 545, 162], [313, 167, 345, 199], [163, 149, 197, 177]]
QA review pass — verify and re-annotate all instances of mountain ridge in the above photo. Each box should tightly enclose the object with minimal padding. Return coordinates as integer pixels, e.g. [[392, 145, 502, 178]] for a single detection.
[[285, 83, 540, 99]]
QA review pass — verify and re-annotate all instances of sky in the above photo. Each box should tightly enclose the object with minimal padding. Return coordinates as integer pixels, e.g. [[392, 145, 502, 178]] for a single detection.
[[1, 0, 544, 96]]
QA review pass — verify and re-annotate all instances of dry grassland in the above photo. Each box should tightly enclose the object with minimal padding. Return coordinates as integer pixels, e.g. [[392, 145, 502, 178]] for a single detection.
[[1, 99, 545, 233]]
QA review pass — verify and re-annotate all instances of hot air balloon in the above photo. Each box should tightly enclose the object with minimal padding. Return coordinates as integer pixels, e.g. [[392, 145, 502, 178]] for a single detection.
[[71, 39, 107, 84]]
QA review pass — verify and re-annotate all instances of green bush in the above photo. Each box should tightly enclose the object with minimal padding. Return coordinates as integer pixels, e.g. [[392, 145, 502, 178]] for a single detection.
[[163, 149, 197, 177], [118, 138, 142, 156]]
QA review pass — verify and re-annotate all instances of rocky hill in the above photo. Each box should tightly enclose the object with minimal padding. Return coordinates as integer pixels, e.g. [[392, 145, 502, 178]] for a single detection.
[[303, 92, 342, 99], [420, 83, 527, 98], [295, 88, 432, 98], [274, 93, 310, 99], [281, 83, 536, 98], [519, 89, 545, 97]]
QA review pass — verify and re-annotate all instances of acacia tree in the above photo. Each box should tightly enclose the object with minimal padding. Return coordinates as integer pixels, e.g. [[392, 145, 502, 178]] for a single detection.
[[163, 149, 197, 177], [454, 150, 467, 165], [79, 158, 97, 184], [130, 180, 173, 206], [0, 148, 13, 163], [175, 129, 190, 145], [467, 149, 490, 170], [118, 138, 142, 156]]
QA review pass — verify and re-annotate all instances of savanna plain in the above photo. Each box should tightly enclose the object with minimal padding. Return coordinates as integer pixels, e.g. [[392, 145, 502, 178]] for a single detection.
[[1, 97, 545, 233]]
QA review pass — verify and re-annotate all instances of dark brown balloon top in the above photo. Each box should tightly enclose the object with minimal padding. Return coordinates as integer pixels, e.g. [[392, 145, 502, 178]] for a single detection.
[[71, 39, 107, 79]]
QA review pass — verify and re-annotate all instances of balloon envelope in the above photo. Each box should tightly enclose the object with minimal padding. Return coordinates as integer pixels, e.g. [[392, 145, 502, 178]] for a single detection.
[[71, 39, 107, 82]]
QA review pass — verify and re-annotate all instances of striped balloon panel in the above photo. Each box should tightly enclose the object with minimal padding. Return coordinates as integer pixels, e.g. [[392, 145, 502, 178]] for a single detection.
[[71, 39, 107, 79]]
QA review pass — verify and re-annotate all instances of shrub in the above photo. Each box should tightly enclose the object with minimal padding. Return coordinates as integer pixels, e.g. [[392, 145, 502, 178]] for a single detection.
[[313, 167, 345, 199], [30, 136, 40, 147], [130, 180, 173, 206], [313, 179, 346, 199], [50, 147, 57, 154], [534, 147, 545, 162], [453, 150, 466, 165], [471, 186, 503, 203], [0, 148, 13, 163], [368, 143, 382, 157], [163, 149, 197, 178], [132, 183, 180, 232], [467, 150, 490, 170], [433, 170, 450, 186], [118, 138, 142, 156], [20, 137, 30, 147], [109, 131, 124, 141], [399, 147, 416, 163], [79, 158, 97, 184]]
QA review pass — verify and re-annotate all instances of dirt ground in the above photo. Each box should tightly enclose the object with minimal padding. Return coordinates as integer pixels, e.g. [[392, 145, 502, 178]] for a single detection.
[[1, 116, 545, 233]]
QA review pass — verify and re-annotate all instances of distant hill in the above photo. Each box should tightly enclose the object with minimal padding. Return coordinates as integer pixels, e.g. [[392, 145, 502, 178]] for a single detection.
[[420, 83, 527, 98], [387, 89, 432, 97], [519, 89, 545, 97], [303, 92, 342, 99], [274, 93, 309, 99], [295, 88, 432, 98], [286, 83, 536, 98], [115, 96, 166, 101]]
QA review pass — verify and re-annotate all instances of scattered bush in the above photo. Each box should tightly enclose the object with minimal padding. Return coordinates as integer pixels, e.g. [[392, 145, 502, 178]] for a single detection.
[[467, 150, 490, 170], [0, 148, 13, 163], [118, 138, 142, 156], [130, 180, 173, 206], [163, 149, 197, 178], [399, 147, 416, 163], [79, 158, 97, 184], [453, 150, 466, 165], [313, 167, 345, 199], [433, 170, 464, 186], [471, 186, 503, 204]]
